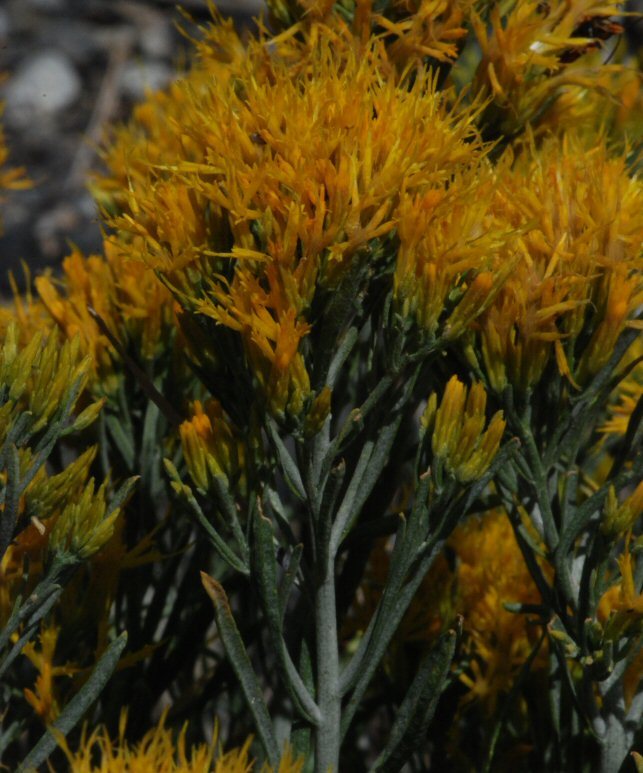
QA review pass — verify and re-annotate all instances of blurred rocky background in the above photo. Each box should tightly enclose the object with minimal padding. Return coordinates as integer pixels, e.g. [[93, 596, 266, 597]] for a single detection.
[[0, 0, 263, 293]]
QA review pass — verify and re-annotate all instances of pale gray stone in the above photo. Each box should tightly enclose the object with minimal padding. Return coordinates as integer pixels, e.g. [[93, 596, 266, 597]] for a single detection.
[[139, 21, 173, 59], [5, 51, 82, 127]]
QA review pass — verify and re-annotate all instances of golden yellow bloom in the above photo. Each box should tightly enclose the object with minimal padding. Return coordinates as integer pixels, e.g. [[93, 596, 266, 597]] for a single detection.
[[195, 269, 313, 421], [22, 624, 77, 725], [180, 400, 245, 491], [96, 21, 484, 421], [427, 376, 506, 483], [60, 708, 304, 772], [48, 478, 124, 560], [601, 481, 643, 537], [471, 0, 626, 136], [267, 0, 475, 67], [450, 510, 546, 715], [35, 243, 175, 392], [473, 135, 643, 392], [393, 172, 517, 339], [0, 323, 95, 445]]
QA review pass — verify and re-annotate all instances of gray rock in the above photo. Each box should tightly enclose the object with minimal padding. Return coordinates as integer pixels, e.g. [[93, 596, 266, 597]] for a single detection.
[[140, 22, 173, 59], [120, 60, 173, 101], [5, 51, 82, 127]]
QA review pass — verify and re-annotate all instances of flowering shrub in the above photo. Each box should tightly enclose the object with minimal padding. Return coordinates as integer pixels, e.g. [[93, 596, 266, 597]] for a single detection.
[[0, 1, 641, 770]]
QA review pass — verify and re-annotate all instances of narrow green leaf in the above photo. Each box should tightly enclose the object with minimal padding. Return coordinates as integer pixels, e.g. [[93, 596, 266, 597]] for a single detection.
[[279, 543, 303, 624], [164, 460, 249, 576], [107, 476, 139, 518], [141, 388, 164, 501], [0, 579, 62, 654], [372, 626, 458, 772], [211, 474, 249, 566], [0, 721, 21, 760], [266, 418, 306, 501], [253, 509, 320, 725], [105, 413, 136, 471], [201, 572, 280, 766], [0, 586, 62, 680], [0, 444, 20, 560]]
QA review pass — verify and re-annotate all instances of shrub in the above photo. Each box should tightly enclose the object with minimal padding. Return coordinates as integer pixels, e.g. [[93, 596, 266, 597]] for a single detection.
[[1, 2, 641, 771]]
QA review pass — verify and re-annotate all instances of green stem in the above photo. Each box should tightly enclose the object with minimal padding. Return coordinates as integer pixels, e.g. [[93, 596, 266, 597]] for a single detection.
[[315, 556, 341, 773]]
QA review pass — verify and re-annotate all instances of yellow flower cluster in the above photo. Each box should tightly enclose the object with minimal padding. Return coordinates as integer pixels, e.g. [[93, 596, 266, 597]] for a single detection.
[[96, 24, 486, 419], [393, 171, 516, 339], [22, 624, 77, 725], [266, 0, 631, 139], [422, 376, 506, 483], [60, 709, 304, 773], [0, 324, 91, 439], [35, 243, 175, 393], [267, 0, 475, 67], [601, 482, 643, 537], [470, 136, 643, 392], [48, 478, 123, 560], [450, 510, 546, 714], [0, 325, 124, 624], [179, 399, 246, 491], [471, 0, 626, 136]]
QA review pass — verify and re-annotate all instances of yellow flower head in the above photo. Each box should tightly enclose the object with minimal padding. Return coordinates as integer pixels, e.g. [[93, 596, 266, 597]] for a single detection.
[[393, 172, 517, 339], [601, 481, 643, 537], [35, 244, 175, 393], [0, 323, 95, 445], [450, 510, 546, 714], [180, 400, 245, 491], [474, 135, 643, 392], [48, 478, 124, 561], [471, 0, 626, 136], [96, 21, 483, 421], [425, 376, 506, 483], [266, 0, 475, 68], [60, 707, 304, 772]]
